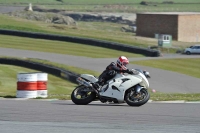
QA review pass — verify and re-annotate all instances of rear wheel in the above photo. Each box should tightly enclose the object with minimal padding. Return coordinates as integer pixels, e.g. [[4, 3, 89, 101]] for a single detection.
[[186, 51, 191, 55], [125, 88, 150, 107], [71, 85, 96, 105]]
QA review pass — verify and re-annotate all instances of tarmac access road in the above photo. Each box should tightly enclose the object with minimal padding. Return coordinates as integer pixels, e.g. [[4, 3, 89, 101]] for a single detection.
[[0, 5, 25, 13]]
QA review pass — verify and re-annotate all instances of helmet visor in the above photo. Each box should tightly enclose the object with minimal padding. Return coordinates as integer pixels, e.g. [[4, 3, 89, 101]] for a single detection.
[[123, 62, 128, 67]]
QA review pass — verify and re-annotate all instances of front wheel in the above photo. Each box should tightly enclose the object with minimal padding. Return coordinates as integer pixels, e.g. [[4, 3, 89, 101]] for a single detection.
[[125, 88, 150, 107], [71, 85, 96, 105]]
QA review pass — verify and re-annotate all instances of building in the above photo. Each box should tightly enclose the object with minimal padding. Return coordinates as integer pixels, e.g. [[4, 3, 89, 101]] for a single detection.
[[136, 12, 200, 42]]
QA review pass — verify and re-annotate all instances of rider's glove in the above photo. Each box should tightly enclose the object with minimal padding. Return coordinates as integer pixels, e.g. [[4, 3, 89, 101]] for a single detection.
[[124, 69, 133, 74]]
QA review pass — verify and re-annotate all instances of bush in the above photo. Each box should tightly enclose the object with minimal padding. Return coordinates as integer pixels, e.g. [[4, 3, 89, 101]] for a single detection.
[[140, 1, 148, 5], [56, 0, 63, 3], [140, 1, 158, 6]]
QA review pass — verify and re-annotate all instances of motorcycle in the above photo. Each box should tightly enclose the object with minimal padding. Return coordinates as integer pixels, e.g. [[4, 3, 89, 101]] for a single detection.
[[71, 69, 151, 106]]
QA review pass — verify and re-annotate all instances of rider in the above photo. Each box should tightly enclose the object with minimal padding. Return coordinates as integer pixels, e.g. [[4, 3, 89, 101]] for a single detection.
[[92, 56, 133, 91]]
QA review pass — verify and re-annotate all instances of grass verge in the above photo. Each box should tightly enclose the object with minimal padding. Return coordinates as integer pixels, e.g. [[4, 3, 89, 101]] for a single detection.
[[0, 14, 145, 47], [131, 58, 200, 78], [150, 91, 200, 101], [0, 34, 143, 58], [0, 64, 77, 100]]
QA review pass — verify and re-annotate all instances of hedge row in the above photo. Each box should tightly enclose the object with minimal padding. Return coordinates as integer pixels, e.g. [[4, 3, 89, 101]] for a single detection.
[[0, 29, 160, 57], [0, 58, 79, 84]]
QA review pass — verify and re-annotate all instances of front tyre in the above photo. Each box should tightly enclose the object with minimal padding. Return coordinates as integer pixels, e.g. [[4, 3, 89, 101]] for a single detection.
[[125, 88, 150, 107], [71, 85, 96, 105]]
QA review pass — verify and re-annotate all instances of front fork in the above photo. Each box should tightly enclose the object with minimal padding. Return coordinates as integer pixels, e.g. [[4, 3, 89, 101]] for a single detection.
[[129, 85, 144, 96], [135, 85, 143, 93]]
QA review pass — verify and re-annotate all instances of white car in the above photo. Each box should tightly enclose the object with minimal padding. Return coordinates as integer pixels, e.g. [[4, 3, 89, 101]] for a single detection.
[[184, 45, 200, 55]]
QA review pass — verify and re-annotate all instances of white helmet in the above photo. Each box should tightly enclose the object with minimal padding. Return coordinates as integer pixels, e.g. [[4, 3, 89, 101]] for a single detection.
[[116, 56, 129, 70]]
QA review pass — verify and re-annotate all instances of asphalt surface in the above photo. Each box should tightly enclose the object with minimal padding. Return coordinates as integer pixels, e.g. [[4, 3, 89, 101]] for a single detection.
[[0, 5, 25, 13], [0, 48, 199, 93], [0, 99, 200, 133]]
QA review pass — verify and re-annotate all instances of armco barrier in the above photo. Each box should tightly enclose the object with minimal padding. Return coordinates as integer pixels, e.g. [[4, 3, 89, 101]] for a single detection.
[[0, 58, 79, 84], [0, 29, 160, 57]]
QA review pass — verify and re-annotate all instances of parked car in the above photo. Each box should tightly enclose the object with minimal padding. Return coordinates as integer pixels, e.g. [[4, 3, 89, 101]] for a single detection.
[[184, 45, 200, 55]]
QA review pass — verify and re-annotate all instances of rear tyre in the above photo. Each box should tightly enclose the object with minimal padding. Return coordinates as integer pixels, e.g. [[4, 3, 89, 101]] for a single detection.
[[186, 51, 191, 55], [71, 85, 96, 105], [125, 88, 150, 107]]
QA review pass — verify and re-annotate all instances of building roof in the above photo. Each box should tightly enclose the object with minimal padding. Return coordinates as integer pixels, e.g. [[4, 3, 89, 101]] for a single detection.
[[137, 12, 200, 15]]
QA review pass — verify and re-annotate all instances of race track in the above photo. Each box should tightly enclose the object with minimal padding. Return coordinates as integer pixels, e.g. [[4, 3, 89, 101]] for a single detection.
[[0, 99, 200, 133]]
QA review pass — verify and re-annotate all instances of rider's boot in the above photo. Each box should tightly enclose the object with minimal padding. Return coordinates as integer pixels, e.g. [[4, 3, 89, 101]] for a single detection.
[[92, 82, 100, 92]]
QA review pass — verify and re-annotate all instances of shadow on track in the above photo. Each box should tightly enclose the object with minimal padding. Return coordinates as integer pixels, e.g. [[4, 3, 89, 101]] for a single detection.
[[52, 102, 138, 107]]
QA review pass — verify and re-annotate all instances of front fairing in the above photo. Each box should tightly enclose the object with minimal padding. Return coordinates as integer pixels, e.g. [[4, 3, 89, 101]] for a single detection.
[[100, 73, 143, 102], [135, 72, 150, 89]]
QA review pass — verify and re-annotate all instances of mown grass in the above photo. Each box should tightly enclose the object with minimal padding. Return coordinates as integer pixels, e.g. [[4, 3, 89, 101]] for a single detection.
[[0, 64, 77, 100], [0, 14, 150, 47], [0, 35, 143, 58], [150, 92, 200, 101], [131, 58, 200, 78], [0, 56, 101, 100]]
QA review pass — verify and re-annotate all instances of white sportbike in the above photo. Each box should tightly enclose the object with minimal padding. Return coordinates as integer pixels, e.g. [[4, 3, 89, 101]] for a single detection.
[[71, 69, 151, 106]]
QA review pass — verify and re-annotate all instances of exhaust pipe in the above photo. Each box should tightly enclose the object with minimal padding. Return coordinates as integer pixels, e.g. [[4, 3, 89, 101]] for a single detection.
[[76, 77, 92, 87], [76, 77, 99, 94]]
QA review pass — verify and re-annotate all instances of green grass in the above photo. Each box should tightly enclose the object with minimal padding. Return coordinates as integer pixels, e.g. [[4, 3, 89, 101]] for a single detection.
[[131, 58, 200, 78], [0, 14, 148, 47], [150, 92, 200, 101], [0, 35, 143, 58], [0, 57, 100, 100], [0, 56, 101, 99], [0, 14, 56, 33], [0, 64, 77, 100], [132, 58, 200, 101], [0, 57, 105, 100]]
